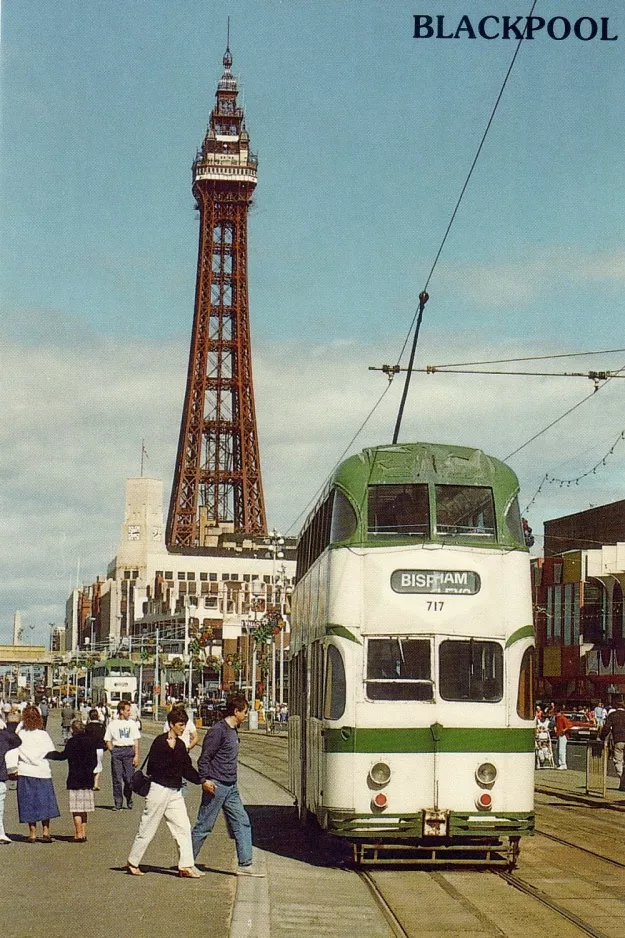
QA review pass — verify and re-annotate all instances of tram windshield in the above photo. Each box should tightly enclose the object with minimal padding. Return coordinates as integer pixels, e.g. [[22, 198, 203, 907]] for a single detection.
[[434, 485, 496, 537], [439, 640, 503, 701], [366, 638, 433, 700], [367, 484, 430, 536]]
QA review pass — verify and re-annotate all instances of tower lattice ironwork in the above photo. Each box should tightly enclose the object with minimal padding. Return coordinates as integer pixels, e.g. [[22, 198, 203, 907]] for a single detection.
[[167, 47, 267, 548]]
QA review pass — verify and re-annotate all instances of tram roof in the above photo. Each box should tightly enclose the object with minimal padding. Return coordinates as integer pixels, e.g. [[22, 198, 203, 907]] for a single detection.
[[333, 442, 518, 492]]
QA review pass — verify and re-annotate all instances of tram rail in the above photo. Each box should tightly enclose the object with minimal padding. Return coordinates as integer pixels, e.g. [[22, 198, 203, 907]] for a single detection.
[[493, 870, 612, 938], [534, 827, 625, 869]]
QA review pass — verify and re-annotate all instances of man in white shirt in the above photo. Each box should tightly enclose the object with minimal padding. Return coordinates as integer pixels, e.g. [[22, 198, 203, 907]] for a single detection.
[[104, 701, 141, 810]]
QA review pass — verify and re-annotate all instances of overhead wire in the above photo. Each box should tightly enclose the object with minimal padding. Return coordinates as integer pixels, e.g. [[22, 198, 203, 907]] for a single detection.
[[288, 0, 539, 533], [284, 380, 394, 535], [504, 361, 625, 461], [391, 0, 539, 441]]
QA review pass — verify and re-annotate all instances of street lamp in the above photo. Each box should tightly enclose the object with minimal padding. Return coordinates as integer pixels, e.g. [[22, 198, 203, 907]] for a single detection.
[[264, 530, 284, 708]]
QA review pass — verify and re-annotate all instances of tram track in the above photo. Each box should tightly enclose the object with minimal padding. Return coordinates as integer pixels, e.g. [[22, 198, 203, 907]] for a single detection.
[[535, 826, 625, 869], [239, 745, 622, 938], [493, 870, 612, 938]]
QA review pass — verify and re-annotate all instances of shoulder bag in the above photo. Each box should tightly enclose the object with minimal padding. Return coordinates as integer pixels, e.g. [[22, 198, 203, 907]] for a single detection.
[[130, 753, 151, 797]]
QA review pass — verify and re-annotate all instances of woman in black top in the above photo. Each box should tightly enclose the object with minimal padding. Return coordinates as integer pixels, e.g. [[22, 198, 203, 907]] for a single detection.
[[126, 706, 208, 877], [84, 710, 106, 791], [47, 720, 97, 842]]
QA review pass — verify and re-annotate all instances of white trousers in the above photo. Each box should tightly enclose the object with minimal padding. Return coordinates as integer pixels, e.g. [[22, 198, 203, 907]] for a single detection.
[[128, 783, 194, 869]]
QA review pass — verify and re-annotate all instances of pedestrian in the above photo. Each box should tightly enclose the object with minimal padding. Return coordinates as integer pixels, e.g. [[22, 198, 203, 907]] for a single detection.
[[61, 702, 75, 742], [126, 706, 205, 877], [0, 720, 21, 843], [161, 707, 199, 752], [191, 693, 264, 876], [16, 705, 60, 842], [594, 700, 607, 729], [554, 705, 572, 770], [104, 700, 140, 810], [599, 697, 625, 791], [46, 719, 98, 842], [85, 709, 106, 790], [39, 698, 49, 730]]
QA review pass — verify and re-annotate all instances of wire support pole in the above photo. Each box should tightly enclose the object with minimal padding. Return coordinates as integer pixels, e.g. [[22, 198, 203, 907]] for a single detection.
[[392, 292, 428, 444]]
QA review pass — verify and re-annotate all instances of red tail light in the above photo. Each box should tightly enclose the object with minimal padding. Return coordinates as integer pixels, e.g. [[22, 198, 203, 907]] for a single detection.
[[373, 792, 388, 809], [476, 792, 492, 811]]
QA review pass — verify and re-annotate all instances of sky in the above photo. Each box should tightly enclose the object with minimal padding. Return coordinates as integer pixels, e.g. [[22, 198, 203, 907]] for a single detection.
[[1, 0, 624, 645]]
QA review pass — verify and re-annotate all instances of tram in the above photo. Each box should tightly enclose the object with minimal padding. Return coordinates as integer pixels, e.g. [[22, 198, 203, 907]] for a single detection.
[[91, 658, 138, 708], [288, 442, 535, 866]]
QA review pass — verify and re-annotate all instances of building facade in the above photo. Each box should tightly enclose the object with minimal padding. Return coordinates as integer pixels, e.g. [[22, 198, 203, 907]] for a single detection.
[[533, 539, 625, 703]]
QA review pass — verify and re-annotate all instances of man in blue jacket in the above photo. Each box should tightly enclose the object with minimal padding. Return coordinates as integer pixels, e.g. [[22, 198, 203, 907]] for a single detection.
[[191, 693, 264, 876]]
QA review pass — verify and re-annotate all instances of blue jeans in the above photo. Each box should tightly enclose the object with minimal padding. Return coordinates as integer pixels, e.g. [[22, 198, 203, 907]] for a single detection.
[[191, 781, 252, 866]]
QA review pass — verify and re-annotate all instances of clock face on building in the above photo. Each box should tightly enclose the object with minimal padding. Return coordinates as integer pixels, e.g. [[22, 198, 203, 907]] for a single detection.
[[127, 525, 140, 541], [220, 99, 234, 114]]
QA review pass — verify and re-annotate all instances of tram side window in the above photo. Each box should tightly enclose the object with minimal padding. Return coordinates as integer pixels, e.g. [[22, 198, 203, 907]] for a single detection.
[[516, 646, 535, 719], [367, 484, 429, 536], [366, 638, 433, 700], [330, 489, 358, 542], [323, 645, 346, 720], [439, 640, 503, 701], [504, 496, 524, 543], [435, 486, 496, 537]]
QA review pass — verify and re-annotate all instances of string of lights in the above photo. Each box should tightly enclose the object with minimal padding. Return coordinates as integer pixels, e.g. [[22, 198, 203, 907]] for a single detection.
[[523, 430, 625, 512]]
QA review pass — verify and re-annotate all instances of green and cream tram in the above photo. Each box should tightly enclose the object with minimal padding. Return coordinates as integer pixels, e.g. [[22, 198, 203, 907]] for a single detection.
[[288, 442, 535, 866]]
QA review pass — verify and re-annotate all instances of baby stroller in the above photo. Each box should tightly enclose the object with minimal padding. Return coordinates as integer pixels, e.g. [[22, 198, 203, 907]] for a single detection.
[[535, 725, 555, 768]]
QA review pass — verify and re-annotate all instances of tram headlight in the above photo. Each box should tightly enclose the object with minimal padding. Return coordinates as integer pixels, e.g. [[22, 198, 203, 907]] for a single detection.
[[475, 762, 497, 787], [368, 761, 392, 786]]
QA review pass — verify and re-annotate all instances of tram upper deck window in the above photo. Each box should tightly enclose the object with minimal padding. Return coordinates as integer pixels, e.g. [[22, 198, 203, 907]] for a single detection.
[[504, 496, 524, 543], [330, 489, 358, 542], [439, 640, 503, 702], [366, 638, 433, 700], [435, 485, 496, 538], [367, 484, 429, 537]]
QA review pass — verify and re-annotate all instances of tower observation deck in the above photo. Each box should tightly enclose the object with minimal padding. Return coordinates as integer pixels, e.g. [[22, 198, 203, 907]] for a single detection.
[[167, 48, 267, 549]]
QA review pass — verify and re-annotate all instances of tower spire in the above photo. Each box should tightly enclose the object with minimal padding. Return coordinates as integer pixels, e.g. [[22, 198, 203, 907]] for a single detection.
[[166, 48, 267, 548]]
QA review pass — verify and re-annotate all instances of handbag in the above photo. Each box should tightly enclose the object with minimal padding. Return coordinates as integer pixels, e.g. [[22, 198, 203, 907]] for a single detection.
[[130, 753, 151, 797]]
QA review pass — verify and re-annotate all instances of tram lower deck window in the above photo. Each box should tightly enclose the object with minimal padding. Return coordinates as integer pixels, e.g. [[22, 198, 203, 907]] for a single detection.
[[439, 640, 503, 701], [366, 638, 433, 700]]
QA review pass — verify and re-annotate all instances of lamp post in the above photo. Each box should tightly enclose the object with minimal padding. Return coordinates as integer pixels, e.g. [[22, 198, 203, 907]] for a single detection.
[[265, 530, 284, 709]]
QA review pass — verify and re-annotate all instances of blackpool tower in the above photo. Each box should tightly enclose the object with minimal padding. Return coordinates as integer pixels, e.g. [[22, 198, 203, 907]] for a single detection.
[[167, 47, 267, 549]]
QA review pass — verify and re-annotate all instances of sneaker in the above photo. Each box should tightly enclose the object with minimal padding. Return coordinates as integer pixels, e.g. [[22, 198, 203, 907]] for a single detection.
[[558, 765, 567, 770], [236, 865, 265, 877], [0, 835, 11, 844], [112, 807, 122, 811], [124, 803, 133, 810]]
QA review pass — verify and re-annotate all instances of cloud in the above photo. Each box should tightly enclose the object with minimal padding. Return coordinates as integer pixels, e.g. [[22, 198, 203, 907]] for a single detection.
[[3, 319, 625, 645], [435, 246, 625, 308]]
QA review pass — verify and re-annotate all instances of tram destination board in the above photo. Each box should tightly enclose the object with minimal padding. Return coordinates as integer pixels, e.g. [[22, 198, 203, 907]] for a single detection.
[[391, 569, 481, 594]]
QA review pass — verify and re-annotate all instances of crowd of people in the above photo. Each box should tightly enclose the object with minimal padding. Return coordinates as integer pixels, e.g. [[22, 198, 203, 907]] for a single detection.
[[0, 692, 265, 878], [534, 698, 625, 776]]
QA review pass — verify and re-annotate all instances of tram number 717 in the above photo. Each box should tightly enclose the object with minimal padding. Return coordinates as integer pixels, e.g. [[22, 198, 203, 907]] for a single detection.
[[427, 601, 445, 611]]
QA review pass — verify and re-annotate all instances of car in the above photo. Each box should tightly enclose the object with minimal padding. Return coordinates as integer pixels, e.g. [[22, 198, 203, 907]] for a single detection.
[[141, 701, 154, 715], [561, 711, 599, 741]]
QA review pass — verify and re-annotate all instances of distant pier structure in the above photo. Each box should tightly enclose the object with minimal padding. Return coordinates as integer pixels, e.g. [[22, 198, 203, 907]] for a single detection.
[[167, 46, 267, 549]]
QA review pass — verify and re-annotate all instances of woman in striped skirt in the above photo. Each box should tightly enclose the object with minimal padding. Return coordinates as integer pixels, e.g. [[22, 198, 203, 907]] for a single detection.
[[46, 719, 97, 842]]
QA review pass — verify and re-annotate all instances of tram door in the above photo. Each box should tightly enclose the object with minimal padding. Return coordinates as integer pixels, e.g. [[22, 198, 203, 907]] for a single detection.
[[288, 649, 308, 820]]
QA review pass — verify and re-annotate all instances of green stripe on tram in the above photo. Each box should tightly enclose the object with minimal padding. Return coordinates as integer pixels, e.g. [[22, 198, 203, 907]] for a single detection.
[[505, 625, 535, 648], [324, 726, 535, 754]]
